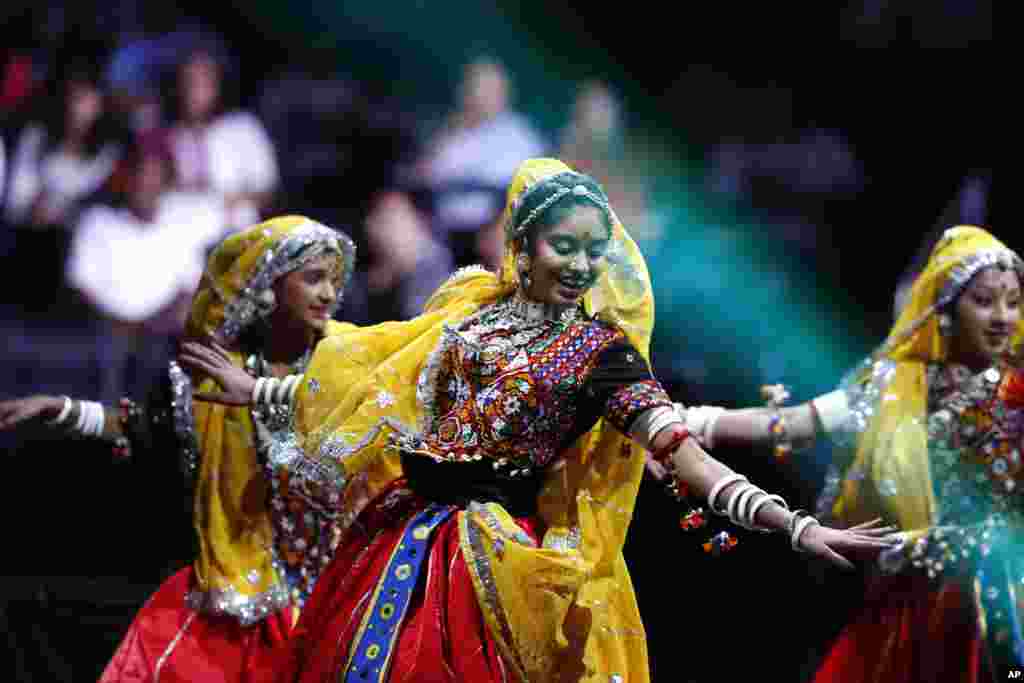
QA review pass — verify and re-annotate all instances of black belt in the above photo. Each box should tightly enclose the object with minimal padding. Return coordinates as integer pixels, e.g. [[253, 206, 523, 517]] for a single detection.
[[400, 452, 542, 518]]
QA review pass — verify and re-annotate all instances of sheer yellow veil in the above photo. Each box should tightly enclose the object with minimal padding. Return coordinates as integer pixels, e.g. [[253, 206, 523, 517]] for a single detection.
[[186, 215, 355, 623], [831, 226, 1024, 539], [293, 158, 658, 680]]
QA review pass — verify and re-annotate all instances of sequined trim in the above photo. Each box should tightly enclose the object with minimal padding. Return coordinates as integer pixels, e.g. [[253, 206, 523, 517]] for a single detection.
[[541, 526, 582, 553], [153, 611, 197, 683], [937, 248, 1023, 310], [467, 501, 537, 559], [459, 510, 529, 681], [167, 361, 199, 481], [829, 358, 897, 449], [216, 220, 356, 344], [266, 430, 348, 513], [185, 579, 291, 626]]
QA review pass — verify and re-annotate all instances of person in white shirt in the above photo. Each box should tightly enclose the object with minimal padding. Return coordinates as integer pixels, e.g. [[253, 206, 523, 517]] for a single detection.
[[168, 48, 279, 230], [4, 65, 124, 228], [413, 58, 547, 265], [68, 136, 227, 331]]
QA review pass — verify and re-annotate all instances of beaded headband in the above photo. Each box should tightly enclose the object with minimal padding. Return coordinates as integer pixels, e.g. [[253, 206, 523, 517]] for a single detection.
[[506, 173, 613, 244]]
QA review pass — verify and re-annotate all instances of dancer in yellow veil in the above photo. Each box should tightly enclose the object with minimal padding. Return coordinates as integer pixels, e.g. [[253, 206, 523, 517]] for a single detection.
[[192, 159, 891, 683], [2, 215, 357, 682], [674, 226, 1024, 681]]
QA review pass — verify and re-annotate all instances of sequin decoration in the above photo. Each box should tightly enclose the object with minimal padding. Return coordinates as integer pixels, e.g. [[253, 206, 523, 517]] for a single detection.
[[167, 361, 199, 481], [216, 220, 356, 344], [408, 294, 664, 470]]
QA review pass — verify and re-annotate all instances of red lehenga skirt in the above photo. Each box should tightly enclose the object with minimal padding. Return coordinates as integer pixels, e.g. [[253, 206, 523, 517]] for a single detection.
[[278, 479, 537, 683], [813, 574, 991, 683], [99, 566, 295, 683]]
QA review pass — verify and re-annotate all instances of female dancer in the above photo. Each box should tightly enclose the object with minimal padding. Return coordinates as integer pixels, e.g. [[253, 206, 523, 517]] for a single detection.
[[194, 158, 896, 682], [677, 225, 1023, 680], [0, 215, 357, 682]]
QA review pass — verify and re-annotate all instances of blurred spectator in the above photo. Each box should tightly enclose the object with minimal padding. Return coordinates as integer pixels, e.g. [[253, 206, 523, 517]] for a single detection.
[[3, 62, 124, 229], [412, 57, 546, 266], [0, 51, 39, 113], [168, 48, 279, 229], [67, 135, 226, 333], [341, 191, 453, 324], [558, 80, 654, 241], [475, 216, 505, 273]]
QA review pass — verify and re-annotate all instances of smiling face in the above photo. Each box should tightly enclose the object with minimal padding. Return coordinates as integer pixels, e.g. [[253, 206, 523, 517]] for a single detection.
[[524, 205, 611, 306], [951, 266, 1022, 367], [273, 254, 340, 335]]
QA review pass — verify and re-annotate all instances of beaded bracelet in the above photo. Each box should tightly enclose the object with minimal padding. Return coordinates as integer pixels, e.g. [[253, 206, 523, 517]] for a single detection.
[[761, 384, 793, 462]]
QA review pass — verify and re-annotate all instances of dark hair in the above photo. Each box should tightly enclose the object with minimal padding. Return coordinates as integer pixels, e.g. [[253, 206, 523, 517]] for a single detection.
[[510, 172, 613, 255], [35, 60, 125, 158], [169, 47, 235, 124]]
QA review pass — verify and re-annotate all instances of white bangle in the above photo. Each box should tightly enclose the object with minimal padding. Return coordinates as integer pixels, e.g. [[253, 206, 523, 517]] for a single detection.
[[287, 374, 302, 404], [707, 474, 748, 515], [746, 494, 777, 533], [91, 403, 107, 436], [725, 482, 756, 526], [74, 400, 88, 433], [252, 378, 266, 406], [811, 390, 850, 435], [48, 396, 73, 426], [265, 378, 283, 405], [734, 486, 762, 529], [791, 514, 819, 552], [74, 401, 105, 437]]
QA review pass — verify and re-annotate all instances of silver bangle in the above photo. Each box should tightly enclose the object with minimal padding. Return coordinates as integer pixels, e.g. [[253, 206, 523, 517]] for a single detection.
[[787, 510, 818, 551], [746, 493, 777, 533], [726, 482, 757, 527], [48, 396, 73, 426], [734, 486, 762, 529], [707, 474, 748, 515], [284, 376, 299, 403], [252, 377, 266, 406]]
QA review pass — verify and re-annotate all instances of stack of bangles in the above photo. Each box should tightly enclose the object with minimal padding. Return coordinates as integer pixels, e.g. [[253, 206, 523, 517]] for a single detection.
[[251, 374, 304, 407], [646, 407, 819, 553], [47, 396, 105, 437]]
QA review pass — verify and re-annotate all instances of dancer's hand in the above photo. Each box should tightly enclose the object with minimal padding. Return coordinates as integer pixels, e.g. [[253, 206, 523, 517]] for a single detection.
[[179, 340, 256, 405], [0, 395, 64, 430], [797, 518, 901, 570]]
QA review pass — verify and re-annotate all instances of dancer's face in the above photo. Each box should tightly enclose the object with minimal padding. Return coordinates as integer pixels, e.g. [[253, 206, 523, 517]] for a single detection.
[[953, 267, 1021, 365], [525, 205, 609, 306], [274, 254, 339, 334]]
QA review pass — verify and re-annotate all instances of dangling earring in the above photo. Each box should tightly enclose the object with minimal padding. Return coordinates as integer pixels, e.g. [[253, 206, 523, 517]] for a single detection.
[[517, 253, 532, 291], [938, 312, 953, 337]]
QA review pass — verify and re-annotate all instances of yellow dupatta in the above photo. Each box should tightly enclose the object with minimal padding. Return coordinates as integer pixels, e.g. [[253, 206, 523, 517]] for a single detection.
[[184, 215, 356, 623], [292, 159, 658, 680], [829, 226, 1024, 542]]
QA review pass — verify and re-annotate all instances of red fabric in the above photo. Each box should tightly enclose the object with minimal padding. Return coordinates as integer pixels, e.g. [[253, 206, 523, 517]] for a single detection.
[[99, 566, 296, 683], [813, 574, 989, 683], [282, 481, 537, 683]]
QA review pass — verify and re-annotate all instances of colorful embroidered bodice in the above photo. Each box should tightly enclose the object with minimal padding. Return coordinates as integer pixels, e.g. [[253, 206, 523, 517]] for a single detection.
[[409, 297, 671, 473], [925, 362, 1024, 526]]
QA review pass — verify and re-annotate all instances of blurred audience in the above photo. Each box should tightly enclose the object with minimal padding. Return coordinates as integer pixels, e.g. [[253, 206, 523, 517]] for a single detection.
[[67, 135, 225, 332], [342, 190, 453, 324], [412, 57, 546, 266], [4, 61, 125, 229], [168, 48, 279, 229], [558, 80, 654, 242]]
